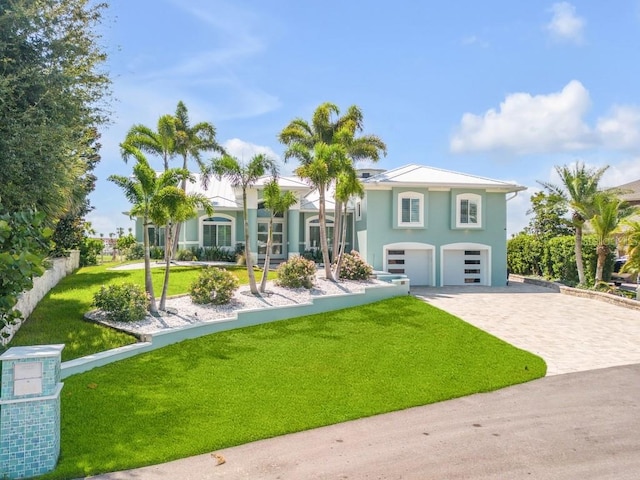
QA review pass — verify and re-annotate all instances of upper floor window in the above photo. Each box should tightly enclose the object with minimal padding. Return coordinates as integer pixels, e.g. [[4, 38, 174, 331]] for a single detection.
[[456, 193, 482, 228], [398, 192, 424, 227]]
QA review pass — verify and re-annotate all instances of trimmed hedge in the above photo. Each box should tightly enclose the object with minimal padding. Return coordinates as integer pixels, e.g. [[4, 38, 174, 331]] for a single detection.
[[508, 233, 615, 286]]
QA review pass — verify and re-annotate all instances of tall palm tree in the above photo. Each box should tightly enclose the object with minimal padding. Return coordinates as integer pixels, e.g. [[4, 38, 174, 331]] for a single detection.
[[150, 182, 213, 311], [172, 101, 225, 253], [590, 192, 632, 284], [333, 168, 364, 279], [122, 115, 177, 171], [204, 154, 276, 295], [289, 142, 350, 280], [108, 145, 188, 315], [539, 162, 608, 285], [279, 102, 386, 262], [259, 178, 297, 293]]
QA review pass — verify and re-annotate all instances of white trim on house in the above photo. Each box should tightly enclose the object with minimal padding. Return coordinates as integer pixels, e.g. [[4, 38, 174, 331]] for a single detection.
[[305, 215, 335, 251], [199, 213, 236, 249], [455, 193, 482, 229], [397, 191, 424, 228]]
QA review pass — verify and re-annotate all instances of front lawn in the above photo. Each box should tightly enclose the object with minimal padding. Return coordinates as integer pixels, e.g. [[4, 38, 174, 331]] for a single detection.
[[42, 296, 546, 479], [8, 262, 275, 361]]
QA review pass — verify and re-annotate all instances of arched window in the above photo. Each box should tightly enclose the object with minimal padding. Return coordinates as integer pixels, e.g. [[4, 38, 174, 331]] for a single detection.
[[201, 215, 234, 247], [306, 216, 334, 250]]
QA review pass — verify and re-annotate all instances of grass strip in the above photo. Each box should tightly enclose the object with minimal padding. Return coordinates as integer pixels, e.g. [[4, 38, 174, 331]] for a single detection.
[[42, 295, 546, 479]]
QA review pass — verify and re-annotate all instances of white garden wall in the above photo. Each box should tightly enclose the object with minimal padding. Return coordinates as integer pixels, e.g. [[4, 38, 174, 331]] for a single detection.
[[1, 250, 80, 346]]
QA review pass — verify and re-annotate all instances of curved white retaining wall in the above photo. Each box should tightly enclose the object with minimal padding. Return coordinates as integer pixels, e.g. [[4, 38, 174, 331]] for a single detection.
[[61, 278, 411, 379], [1, 251, 80, 346]]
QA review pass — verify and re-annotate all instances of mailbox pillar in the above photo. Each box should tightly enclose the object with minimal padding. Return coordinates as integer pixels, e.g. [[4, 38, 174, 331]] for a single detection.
[[0, 345, 64, 480]]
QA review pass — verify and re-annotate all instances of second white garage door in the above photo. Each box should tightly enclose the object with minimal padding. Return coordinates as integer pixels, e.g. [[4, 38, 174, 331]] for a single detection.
[[441, 245, 489, 286]]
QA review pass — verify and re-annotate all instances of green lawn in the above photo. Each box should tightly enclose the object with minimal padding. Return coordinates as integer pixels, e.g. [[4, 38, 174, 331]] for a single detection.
[[8, 262, 275, 361], [41, 295, 546, 479]]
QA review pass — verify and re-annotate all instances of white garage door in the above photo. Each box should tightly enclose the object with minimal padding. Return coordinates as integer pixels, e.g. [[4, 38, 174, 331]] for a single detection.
[[443, 249, 487, 286], [386, 248, 432, 286]]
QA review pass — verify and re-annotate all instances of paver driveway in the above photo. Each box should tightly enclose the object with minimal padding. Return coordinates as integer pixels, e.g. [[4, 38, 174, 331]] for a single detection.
[[412, 281, 640, 376]]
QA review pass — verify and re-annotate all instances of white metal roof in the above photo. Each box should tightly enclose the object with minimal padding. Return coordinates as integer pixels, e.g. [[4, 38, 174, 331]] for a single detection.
[[362, 164, 526, 193]]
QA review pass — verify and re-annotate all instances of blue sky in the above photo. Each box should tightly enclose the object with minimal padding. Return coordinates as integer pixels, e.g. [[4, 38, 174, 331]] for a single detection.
[[88, 0, 640, 237]]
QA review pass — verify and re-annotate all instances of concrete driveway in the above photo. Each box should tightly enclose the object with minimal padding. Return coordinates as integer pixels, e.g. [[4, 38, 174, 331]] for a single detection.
[[412, 281, 640, 376]]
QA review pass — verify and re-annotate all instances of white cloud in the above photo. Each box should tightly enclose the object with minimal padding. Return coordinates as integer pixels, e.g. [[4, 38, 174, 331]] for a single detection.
[[601, 158, 640, 188], [223, 139, 281, 162], [450, 80, 592, 154], [460, 35, 489, 48], [545, 2, 586, 45], [596, 105, 640, 150]]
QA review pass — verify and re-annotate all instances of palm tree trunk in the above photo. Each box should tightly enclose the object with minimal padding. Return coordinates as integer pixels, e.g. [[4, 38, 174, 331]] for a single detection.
[[171, 161, 190, 256], [243, 190, 259, 294], [332, 199, 342, 262], [159, 223, 174, 310], [143, 221, 158, 315], [318, 185, 335, 281], [595, 244, 608, 284], [334, 202, 349, 279], [259, 214, 274, 293], [575, 224, 586, 285]]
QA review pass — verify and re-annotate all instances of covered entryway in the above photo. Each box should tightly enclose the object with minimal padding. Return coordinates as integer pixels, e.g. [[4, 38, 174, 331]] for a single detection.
[[441, 243, 490, 286], [383, 242, 435, 286], [257, 218, 286, 260]]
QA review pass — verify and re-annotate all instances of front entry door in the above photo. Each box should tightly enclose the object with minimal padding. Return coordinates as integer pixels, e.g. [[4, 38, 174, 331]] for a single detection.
[[257, 219, 286, 260]]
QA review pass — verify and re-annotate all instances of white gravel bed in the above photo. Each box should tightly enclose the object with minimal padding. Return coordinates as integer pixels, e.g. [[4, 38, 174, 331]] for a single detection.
[[87, 275, 387, 336]]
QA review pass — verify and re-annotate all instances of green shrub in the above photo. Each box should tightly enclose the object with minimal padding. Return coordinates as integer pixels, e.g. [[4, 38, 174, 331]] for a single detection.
[[125, 243, 144, 260], [276, 256, 317, 289], [93, 283, 149, 323], [150, 246, 164, 260], [507, 233, 544, 276], [338, 250, 373, 280], [188, 246, 235, 262], [80, 236, 105, 266], [189, 267, 239, 305], [176, 249, 197, 261]]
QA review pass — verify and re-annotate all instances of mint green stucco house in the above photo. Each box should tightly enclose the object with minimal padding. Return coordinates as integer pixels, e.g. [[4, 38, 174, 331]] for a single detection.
[[134, 164, 525, 287]]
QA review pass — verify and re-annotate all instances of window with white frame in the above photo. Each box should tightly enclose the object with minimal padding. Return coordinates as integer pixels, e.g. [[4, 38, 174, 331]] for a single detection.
[[147, 225, 165, 247], [202, 215, 233, 247], [456, 193, 481, 228], [306, 216, 334, 250], [398, 192, 423, 227]]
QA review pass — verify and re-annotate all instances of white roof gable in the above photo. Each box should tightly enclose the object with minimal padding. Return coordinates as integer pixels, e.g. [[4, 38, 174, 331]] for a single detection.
[[363, 164, 526, 192]]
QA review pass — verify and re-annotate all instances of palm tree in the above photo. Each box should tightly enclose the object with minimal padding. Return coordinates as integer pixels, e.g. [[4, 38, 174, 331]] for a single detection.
[[259, 178, 297, 293], [590, 193, 632, 284], [288, 142, 350, 280], [151, 182, 213, 311], [620, 219, 640, 278], [333, 168, 364, 279], [122, 115, 177, 171], [279, 103, 386, 263], [204, 154, 276, 295], [108, 145, 190, 315], [172, 101, 225, 253], [539, 162, 608, 285]]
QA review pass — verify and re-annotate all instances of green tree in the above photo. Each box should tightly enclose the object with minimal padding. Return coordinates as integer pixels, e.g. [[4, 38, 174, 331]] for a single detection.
[[287, 142, 350, 280], [333, 169, 364, 279], [0, 0, 110, 223], [0, 202, 52, 333], [259, 178, 297, 293], [109, 146, 194, 315], [523, 191, 573, 241], [539, 163, 608, 285], [279, 103, 386, 263], [122, 115, 177, 171], [172, 101, 225, 253], [620, 220, 640, 279], [590, 193, 632, 284], [204, 154, 276, 295], [150, 183, 213, 311]]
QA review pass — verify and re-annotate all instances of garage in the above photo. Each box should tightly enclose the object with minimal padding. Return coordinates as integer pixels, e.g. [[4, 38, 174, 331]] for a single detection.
[[441, 243, 490, 286], [384, 243, 435, 286]]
